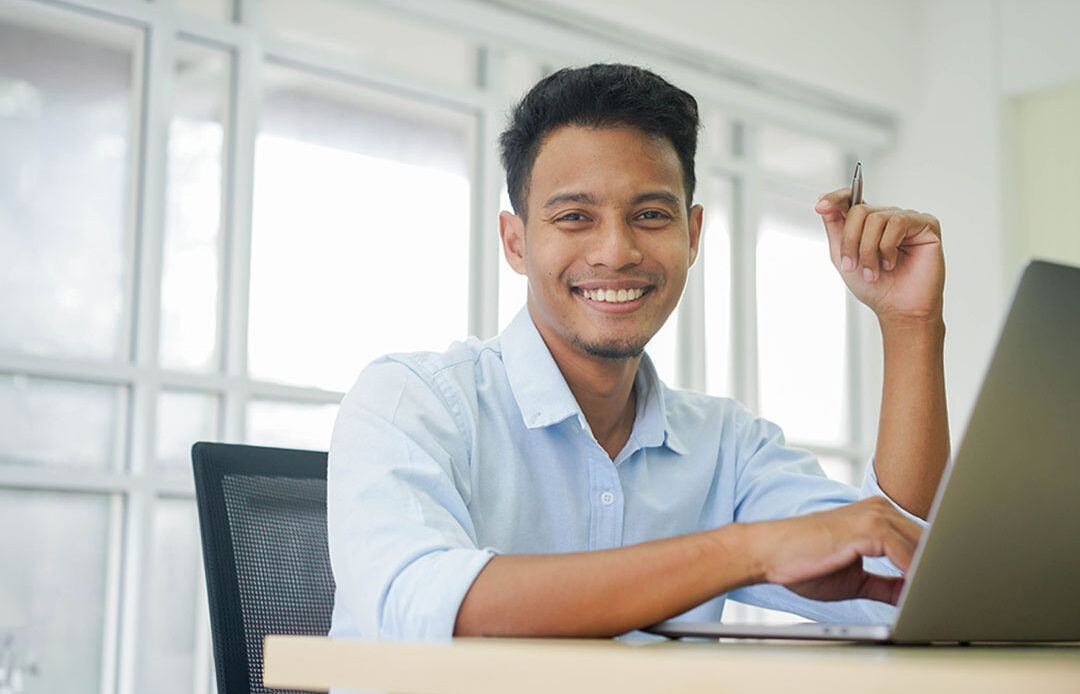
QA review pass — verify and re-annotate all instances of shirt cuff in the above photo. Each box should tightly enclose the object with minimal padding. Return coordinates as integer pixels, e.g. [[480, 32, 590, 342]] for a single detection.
[[860, 458, 928, 578], [381, 547, 497, 641], [860, 457, 928, 527]]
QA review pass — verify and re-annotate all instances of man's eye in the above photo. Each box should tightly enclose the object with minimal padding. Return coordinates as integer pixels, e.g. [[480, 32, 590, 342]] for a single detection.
[[637, 210, 671, 221], [555, 212, 587, 223]]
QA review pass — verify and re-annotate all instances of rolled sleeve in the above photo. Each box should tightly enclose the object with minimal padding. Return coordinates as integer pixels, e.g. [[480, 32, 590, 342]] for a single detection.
[[328, 358, 495, 641], [857, 457, 928, 583], [860, 457, 928, 526]]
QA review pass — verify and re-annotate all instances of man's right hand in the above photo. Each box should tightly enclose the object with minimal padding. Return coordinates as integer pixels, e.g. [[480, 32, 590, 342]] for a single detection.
[[748, 496, 922, 606]]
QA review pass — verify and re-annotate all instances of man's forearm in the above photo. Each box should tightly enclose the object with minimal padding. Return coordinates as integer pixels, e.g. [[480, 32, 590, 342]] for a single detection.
[[874, 316, 949, 519], [454, 524, 759, 637], [453, 498, 924, 637]]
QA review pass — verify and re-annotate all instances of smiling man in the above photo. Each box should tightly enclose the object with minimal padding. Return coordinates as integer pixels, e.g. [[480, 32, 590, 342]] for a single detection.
[[327, 64, 949, 639]]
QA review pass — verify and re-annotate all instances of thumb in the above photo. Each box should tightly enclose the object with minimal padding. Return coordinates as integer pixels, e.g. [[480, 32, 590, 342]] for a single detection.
[[814, 194, 849, 267]]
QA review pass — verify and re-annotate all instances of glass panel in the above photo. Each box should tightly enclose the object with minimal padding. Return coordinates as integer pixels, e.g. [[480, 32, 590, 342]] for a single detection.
[[0, 374, 125, 470], [0, 6, 140, 361], [138, 498, 200, 694], [817, 454, 858, 486], [497, 187, 527, 333], [759, 124, 846, 186], [264, 0, 477, 89], [703, 176, 734, 397], [497, 254, 528, 333], [756, 193, 849, 446], [156, 390, 219, 473], [249, 66, 474, 392], [178, 0, 233, 22], [246, 399, 339, 451], [160, 41, 229, 373], [0, 490, 111, 693], [646, 304, 678, 387]]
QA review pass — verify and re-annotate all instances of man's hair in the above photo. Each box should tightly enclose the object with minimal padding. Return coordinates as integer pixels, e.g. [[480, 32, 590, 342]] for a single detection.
[[499, 63, 700, 217]]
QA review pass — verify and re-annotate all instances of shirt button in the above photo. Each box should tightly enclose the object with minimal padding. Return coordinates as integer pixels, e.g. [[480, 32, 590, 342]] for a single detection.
[[600, 491, 615, 506]]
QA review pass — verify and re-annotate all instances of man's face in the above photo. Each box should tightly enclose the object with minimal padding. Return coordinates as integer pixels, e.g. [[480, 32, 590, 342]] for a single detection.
[[500, 125, 702, 362]]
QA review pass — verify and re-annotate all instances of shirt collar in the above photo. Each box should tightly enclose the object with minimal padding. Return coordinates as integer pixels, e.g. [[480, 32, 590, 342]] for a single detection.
[[500, 307, 687, 456], [630, 355, 689, 457], [501, 308, 581, 429]]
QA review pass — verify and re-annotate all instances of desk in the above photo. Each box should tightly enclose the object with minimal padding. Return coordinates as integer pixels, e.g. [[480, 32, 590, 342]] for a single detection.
[[263, 635, 1080, 693]]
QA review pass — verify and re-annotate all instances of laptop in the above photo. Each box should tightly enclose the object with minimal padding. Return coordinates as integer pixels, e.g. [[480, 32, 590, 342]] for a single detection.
[[649, 259, 1080, 644]]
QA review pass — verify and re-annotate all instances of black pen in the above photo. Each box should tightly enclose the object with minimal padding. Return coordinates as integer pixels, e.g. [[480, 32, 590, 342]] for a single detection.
[[849, 161, 863, 207]]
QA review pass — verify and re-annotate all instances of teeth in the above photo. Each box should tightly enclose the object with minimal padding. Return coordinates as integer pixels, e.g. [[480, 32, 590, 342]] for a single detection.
[[581, 287, 645, 303]]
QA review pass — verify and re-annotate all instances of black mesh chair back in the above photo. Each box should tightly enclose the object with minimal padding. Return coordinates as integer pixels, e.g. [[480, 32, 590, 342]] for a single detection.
[[192, 442, 335, 694]]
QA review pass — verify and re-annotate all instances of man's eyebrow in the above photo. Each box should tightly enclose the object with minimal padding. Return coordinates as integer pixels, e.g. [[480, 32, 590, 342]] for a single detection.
[[541, 191, 683, 209], [631, 191, 682, 208], [541, 192, 598, 209]]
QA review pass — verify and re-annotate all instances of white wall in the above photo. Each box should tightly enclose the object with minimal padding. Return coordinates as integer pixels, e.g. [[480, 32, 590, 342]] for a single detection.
[[998, 0, 1080, 96], [999, 0, 1080, 281], [1013, 82, 1080, 268], [881, 0, 1006, 441], [540, 0, 921, 111]]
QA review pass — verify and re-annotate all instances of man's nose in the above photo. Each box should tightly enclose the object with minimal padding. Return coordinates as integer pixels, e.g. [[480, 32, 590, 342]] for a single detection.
[[585, 217, 643, 269]]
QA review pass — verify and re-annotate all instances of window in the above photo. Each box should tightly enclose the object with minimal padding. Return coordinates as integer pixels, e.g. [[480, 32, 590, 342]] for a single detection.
[[248, 66, 475, 391], [0, 1, 889, 687], [160, 41, 230, 374], [756, 191, 849, 446], [702, 175, 735, 397], [0, 7, 139, 361]]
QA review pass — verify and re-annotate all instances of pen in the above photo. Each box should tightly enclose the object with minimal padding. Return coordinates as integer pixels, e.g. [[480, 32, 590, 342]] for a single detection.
[[849, 161, 863, 207]]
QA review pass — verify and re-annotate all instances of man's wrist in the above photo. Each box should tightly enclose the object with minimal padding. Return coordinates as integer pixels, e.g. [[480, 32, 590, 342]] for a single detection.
[[878, 313, 946, 344], [717, 521, 769, 586]]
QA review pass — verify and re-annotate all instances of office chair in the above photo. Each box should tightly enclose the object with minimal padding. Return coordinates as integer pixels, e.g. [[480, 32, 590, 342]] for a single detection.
[[192, 442, 335, 694]]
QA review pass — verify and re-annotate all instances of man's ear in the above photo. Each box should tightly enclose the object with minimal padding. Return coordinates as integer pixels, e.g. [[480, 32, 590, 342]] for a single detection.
[[499, 210, 527, 275], [688, 203, 704, 266]]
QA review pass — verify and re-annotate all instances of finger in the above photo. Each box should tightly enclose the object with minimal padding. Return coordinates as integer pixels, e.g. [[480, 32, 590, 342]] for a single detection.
[[815, 187, 853, 215], [878, 213, 909, 272], [814, 191, 850, 266], [886, 513, 924, 549], [863, 495, 924, 547], [880, 524, 919, 573], [858, 573, 906, 605], [840, 204, 869, 274], [859, 211, 889, 282]]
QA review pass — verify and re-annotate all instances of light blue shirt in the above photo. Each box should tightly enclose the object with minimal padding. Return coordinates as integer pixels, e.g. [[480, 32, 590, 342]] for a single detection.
[[328, 308, 920, 641]]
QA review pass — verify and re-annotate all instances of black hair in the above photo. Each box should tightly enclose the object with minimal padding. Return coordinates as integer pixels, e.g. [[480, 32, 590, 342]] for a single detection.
[[499, 63, 700, 217]]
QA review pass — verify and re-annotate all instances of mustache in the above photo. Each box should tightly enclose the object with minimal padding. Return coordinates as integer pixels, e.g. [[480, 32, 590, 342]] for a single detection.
[[563, 272, 663, 286]]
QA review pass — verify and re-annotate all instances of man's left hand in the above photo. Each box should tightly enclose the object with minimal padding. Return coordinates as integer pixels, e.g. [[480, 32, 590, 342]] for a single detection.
[[815, 190, 944, 324]]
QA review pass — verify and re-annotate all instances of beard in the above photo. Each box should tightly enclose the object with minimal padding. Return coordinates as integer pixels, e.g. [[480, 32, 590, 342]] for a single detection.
[[569, 333, 648, 360]]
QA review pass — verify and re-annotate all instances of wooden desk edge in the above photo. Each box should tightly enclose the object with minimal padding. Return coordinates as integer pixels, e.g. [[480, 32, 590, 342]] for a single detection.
[[264, 634, 1080, 694]]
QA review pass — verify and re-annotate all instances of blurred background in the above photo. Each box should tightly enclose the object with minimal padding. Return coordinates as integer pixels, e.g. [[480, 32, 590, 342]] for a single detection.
[[1, 0, 1077, 691]]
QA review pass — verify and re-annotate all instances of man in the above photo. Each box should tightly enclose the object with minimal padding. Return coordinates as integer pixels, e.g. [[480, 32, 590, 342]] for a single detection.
[[327, 64, 948, 640]]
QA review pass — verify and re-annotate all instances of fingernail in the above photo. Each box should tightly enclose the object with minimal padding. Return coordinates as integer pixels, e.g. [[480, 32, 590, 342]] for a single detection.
[[817, 192, 827, 201], [882, 258, 894, 271], [863, 267, 875, 282], [817, 197, 830, 208], [841, 256, 855, 272]]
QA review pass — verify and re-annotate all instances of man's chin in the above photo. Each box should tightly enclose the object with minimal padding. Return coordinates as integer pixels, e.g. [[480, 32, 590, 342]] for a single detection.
[[572, 336, 648, 361]]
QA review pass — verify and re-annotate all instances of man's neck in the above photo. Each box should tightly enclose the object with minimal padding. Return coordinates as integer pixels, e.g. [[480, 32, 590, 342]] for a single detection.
[[534, 328, 641, 461]]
